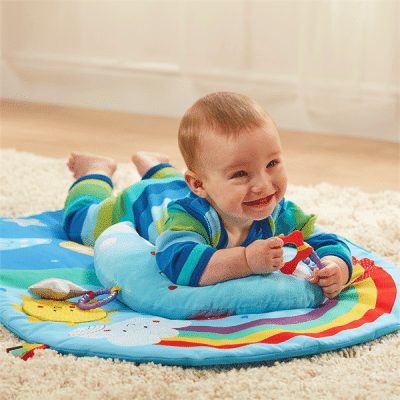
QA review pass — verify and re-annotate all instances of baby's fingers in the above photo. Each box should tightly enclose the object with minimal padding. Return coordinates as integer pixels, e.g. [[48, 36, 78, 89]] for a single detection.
[[322, 284, 342, 299], [309, 268, 320, 283], [267, 236, 284, 249]]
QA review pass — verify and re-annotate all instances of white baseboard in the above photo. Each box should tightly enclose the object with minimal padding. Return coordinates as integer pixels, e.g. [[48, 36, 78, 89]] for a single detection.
[[1, 54, 399, 142], [0, 55, 194, 118]]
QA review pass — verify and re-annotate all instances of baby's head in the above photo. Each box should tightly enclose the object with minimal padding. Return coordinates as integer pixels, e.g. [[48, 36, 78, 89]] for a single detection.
[[178, 92, 272, 171], [178, 92, 287, 226]]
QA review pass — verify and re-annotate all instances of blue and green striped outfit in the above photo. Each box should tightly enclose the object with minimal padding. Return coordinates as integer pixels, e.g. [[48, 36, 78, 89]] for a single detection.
[[64, 164, 352, 286]]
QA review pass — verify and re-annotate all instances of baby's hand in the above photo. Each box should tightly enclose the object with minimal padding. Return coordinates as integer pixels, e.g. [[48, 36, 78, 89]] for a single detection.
[[244, 237, 285, 275], [309, 257, 349, 299]]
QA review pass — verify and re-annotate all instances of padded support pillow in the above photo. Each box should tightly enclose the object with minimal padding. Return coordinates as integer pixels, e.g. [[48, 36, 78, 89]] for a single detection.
[[94, 222, 325, 319]]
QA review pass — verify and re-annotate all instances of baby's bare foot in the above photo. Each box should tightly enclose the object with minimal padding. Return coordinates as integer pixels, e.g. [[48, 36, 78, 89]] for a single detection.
[[67, 152, 118, 180], [132, 151, 170, 177]]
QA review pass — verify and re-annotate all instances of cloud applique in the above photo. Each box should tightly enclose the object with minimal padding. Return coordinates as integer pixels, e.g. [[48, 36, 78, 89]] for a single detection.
[[0, 238, 51, 251], [69, 317, 191, 346], [3, 218, 47, 227]]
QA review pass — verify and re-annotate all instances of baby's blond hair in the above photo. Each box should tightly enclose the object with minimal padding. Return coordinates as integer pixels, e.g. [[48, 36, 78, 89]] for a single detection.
[[178, 92, 272, 170]]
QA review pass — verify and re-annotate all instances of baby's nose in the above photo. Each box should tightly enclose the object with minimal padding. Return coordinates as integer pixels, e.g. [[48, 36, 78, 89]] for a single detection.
[[251, 176, 270, 192]]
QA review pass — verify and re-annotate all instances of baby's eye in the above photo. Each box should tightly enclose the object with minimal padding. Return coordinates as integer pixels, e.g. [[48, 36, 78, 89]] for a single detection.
[[232, 170, 247, 179], [267, 160, 276, 169]]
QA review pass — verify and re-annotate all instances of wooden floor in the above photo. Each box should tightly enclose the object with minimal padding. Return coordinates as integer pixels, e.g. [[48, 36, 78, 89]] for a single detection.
[[1, 100, 399, 193]]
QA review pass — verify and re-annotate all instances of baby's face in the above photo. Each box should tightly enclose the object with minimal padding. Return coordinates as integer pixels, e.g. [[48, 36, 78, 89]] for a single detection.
[[194, 124, 287, 231]]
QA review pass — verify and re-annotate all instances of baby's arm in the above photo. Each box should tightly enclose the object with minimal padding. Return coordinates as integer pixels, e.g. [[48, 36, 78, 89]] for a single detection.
[[273, 199, 352, 296], [309, 256, 349, 299], [198, 237, 285, 286], [156, 198, 285, 286]]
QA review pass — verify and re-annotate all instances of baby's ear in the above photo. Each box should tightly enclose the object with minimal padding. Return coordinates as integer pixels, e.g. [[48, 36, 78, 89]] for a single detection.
[[184, 170, 207, 198]]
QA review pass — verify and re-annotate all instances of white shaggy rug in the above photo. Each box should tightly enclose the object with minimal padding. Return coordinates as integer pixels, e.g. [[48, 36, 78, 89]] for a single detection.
[[1, 148, 399, 400]]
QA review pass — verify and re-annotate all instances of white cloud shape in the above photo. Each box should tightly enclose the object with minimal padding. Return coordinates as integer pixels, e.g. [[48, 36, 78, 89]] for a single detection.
[[69, 317, 191, 346], [0, 238, 51, 251], [3, 218, 47, 227]]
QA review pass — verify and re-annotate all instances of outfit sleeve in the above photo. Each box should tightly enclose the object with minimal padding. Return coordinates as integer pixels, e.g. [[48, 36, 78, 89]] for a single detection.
[[272, 199, 353, 282], [155, 198, 218, 286]]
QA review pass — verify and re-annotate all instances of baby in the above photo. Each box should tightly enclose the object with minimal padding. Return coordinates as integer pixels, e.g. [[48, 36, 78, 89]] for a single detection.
[[65, 92, 352, 299]]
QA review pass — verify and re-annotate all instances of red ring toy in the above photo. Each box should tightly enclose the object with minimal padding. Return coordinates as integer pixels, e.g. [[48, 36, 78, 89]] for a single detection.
[[279, 231, 312, 275]]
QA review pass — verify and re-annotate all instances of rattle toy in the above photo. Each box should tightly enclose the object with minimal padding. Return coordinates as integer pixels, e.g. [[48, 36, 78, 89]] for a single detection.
[[279, 231, 324, 275], [29, 279, 121, 310], [77, 286, 121, 310]]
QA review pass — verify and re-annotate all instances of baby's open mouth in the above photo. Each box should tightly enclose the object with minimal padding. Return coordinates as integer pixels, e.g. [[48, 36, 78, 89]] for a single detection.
[[244, 194, 274, 207]]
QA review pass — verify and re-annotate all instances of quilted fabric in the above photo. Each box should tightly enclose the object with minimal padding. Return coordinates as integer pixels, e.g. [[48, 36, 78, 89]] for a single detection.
[[1, 211, 399, 366]]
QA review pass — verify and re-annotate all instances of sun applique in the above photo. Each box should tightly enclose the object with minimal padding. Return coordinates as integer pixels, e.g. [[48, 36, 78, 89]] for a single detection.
[[11, 296, 119, 326]]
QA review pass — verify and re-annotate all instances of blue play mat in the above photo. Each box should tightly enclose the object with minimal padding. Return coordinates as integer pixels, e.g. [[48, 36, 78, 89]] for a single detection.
[[1, 211, 399, 366]]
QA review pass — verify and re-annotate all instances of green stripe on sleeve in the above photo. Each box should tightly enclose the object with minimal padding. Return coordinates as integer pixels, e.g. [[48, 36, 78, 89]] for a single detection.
[[149, 167, 184, 180], [268, 218, 275, 236], [155, 207, 169, 235], [164, 212, 211, 245], [292, 203, 317, 239], [176, 245, 208, 285], [65, 179, 112, 207], [111, 190, 128, 224], [93, 197, 117, 240], [316, 244, 347, 259]]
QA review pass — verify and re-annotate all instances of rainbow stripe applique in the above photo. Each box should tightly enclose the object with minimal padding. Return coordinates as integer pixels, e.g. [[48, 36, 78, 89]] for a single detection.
[[159, 257, 397, 348]]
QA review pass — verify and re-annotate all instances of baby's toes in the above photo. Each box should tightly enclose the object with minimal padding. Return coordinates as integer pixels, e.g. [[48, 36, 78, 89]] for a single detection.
[[67, 158, 76, 171]]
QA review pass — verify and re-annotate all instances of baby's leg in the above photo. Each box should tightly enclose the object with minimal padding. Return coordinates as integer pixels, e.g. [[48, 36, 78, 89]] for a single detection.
[[65, 152, 118, 245], [131, 151, 170, 177], [68, 152, 117, 180]]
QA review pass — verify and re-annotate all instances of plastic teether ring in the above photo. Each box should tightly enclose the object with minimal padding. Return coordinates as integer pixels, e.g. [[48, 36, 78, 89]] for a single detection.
[[78, 286, 121, 310], [279, 231, 312, 275]]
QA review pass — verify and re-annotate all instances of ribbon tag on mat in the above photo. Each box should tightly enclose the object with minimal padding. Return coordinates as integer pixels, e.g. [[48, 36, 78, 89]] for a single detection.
[[6, 343, 49, 361]]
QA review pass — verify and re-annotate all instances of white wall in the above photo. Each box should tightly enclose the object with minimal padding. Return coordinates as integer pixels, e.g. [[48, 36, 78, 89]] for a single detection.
[[1, 1, 399, 142]]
